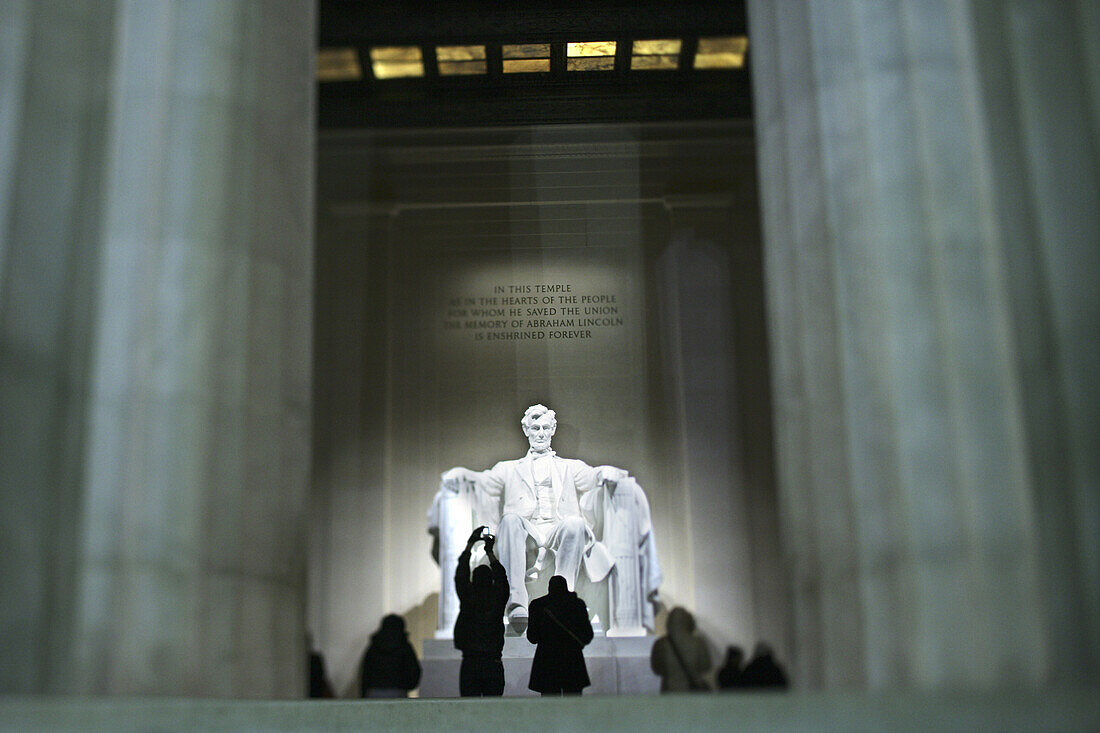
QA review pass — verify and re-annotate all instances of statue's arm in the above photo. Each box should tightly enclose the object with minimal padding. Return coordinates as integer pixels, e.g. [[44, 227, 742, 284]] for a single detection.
[[442, 464, 505, 499]]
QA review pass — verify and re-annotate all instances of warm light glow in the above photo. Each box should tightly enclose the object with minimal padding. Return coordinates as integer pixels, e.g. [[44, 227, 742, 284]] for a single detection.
[[503, 58, 550, 73], [370, 46, 424, 78], [317, 47, 362, 82], [502, 44, 550, 59], [694, 36, 748, 69], [631, 39, 681, 71], [437, 45, 486, 62], [567, 41, 616, 57]]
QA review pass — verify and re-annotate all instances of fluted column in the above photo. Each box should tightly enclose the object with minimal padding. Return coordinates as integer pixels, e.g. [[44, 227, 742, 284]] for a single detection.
[[0, 0, 118, 694], [0, 0, 314, 697], [749, 0, 1098, 689]]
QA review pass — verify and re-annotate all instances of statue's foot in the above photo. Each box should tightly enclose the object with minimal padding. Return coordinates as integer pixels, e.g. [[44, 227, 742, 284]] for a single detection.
[[508, 605, 529, 634]]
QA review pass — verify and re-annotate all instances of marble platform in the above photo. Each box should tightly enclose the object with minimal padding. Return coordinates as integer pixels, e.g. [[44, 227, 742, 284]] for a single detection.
[[419, 635, 659, 697]]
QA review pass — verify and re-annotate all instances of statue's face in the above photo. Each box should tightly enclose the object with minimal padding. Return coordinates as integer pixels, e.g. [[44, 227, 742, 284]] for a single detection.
[[523, 414, 556, 453]]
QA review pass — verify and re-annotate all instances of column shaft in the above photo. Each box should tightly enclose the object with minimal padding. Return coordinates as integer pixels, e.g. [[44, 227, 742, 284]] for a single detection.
[[749, 0, 1098, 688], [0, 0, 314, 698]]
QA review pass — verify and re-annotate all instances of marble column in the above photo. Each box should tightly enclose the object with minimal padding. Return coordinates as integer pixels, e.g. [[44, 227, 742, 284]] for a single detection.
[[656, 196, 789, 659], [0, 0, 118, 694], [748, 0, 1098, 689], [0, 0, 314, 698]]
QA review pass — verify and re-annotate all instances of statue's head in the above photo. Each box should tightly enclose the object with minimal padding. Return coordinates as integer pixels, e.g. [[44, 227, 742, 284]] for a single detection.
[[521, 404, 557, 453]]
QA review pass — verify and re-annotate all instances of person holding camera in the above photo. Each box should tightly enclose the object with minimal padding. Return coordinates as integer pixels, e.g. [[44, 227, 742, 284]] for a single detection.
[[453, 525, 509, 696]]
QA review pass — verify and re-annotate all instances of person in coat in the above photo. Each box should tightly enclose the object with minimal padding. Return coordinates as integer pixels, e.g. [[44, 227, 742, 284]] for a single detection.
[[739, 642, 789, 689], [526, 575, 595, 695], [454, 525, 510, 696], [359, 614, 421, 698], [716, 645, 745, 690], [650, 606, 712, 692]]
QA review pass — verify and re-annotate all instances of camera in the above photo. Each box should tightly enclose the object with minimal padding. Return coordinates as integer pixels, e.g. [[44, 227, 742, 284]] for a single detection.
[[482, 532, 495, 543]]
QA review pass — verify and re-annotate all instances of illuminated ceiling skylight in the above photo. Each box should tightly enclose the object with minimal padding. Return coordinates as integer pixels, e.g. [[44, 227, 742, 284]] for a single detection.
[[437, 45, 487, 75], [631, 39, 681, 70], [317, 47, 362, 82], [567, 41, 616, 71], [370, 46, 424, 79], [503, 43, 550, 73], [694, 36, 748, 69]]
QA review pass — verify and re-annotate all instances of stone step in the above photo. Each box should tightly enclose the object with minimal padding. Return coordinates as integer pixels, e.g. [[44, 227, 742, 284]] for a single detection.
[[419, 635, 659, 697]]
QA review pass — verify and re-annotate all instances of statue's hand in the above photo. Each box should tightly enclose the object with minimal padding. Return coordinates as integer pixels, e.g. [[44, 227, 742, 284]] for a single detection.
[[441, 467, 465, 493], [597, 466, 627, 493]]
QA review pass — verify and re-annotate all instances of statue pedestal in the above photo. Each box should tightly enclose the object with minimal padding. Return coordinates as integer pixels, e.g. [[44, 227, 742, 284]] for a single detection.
[[419, 635, 659, 698]]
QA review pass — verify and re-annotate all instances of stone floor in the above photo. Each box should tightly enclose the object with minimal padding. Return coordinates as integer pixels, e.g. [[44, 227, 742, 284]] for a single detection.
[[2, 687, 1098, 732]]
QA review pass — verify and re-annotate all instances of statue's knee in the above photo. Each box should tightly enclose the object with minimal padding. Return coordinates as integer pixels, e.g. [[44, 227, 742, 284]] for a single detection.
[[499, 513, 522, 531], [561, 516, 586, 536]]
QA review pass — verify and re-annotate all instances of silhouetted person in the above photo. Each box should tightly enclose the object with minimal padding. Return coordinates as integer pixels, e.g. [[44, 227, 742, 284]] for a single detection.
[[650, 606, 712, 692], [716, 645, 745, 690], [739, 642, 788, 689], [308, 640, 335, 698], [454, 525, 509, 696], [359, 614, 421, 698], [526, 575, 594, 696]]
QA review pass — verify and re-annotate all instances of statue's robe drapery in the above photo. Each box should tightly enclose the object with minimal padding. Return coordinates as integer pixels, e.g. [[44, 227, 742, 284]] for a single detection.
[[582, 476, 662, 634]]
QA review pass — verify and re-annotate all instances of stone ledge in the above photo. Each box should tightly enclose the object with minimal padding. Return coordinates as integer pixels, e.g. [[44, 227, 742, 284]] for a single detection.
[[3, 687, 1099, 732]]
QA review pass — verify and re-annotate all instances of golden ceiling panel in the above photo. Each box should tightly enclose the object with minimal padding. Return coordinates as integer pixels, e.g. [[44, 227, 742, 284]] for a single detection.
[[693, 52, 745, 69], [502, 43, 550, 59], [632, 39, 682, 56], [437, 45, 486, 62], [696, 36, 748, 55], [370, 46, 423, 63], [503, 57, 550, 73], [567, 56, 616, 71], [439, 60, 487, 75], [567, 41, 616, 57], [631, 55, 678, 70], [694, 36, 749, 68], [316, 47, 362, 82], [372, 61, 424, 78]]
